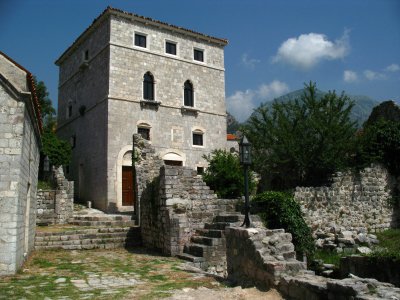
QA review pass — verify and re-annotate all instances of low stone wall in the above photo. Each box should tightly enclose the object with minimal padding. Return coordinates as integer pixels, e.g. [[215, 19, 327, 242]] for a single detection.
[[225, 227, 306, 289], [36, 167, 74, 225], [295, 164, 399, 252], [340, 255, 400, 287]]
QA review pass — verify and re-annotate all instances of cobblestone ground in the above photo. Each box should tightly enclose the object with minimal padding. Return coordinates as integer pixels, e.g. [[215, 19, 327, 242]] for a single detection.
[[0, 247, 282, 300]]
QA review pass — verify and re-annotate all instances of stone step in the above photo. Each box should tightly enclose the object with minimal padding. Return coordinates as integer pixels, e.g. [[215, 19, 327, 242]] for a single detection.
[[177, 253, 205, 263], [204, 222, 231, 230], [214, 214, 241, 223], [69, 220, 136, 227], [191, 236, 221, 246], [184, 244, 209, 257], [72, 215, 133, 221], [196, 229, 223, 238]]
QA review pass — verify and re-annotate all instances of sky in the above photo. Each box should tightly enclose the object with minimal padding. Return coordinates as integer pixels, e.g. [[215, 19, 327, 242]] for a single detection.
[[1, 0, 399, 122]]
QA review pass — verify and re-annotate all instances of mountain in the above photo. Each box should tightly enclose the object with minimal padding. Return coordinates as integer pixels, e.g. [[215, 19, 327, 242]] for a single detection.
[[256, 89, 380, 127]]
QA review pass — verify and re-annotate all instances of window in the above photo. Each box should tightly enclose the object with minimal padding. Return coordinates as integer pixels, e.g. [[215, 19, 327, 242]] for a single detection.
[[166, 41, 176, 55], [197, 167, 204, 174], [184, 80, 194, 107], [143, 72, 154, 100], [84, 50, 89, 61], [70, 135, 76, 148], [135, 33, 147, 48], [138, 127, 150, 140], [193, 131, 203, 146], [194, 49, 204, 62], [68, 104, 72, 118]]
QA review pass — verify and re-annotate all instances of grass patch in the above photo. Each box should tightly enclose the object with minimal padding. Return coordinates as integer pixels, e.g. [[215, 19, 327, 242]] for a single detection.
[[314, 249, 346, 266], [371, 228, 400, 261]]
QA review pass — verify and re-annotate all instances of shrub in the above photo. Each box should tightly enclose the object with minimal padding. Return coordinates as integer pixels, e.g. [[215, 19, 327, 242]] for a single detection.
[[202, 149, 255, 198], [252, 191, 315, 258]]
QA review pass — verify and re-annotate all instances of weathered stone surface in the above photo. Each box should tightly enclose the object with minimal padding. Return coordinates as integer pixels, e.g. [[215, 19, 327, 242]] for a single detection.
[[295, 164, 400, 251]]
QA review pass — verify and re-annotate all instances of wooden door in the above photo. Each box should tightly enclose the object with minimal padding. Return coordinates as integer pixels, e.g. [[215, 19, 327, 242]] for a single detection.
[[122, 166, 134, 206]]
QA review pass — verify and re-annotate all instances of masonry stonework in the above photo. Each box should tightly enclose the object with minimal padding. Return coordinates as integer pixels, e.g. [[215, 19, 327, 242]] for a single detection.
[[294, 164, 399, 251], [56, 7, 228, 212], [0, 52, 41, 275]]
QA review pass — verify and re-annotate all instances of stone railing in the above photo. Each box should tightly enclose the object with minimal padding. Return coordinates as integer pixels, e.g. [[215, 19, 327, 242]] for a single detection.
[[36, 166, 74, 225]]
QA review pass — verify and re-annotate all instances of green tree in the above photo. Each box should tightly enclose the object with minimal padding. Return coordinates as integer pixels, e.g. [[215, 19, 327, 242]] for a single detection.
[[202, 149, 253, 198], [244, 82, 357, 189], [41, 130, 71, 167], [33, 77, 56, 130]]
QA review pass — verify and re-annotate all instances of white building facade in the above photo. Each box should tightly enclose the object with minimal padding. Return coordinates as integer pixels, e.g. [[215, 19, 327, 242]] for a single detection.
[[56, 7, 228, 212]]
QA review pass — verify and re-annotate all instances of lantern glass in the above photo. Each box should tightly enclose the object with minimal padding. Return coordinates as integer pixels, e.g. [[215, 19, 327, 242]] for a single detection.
[[239, 135, 252, 165]]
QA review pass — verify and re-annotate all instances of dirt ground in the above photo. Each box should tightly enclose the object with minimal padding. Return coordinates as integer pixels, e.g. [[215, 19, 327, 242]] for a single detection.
[[163, 286, 283, 300]]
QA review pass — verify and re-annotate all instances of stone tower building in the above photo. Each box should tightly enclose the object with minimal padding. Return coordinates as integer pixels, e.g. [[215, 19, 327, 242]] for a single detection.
[[56, 7, 228, 212], [0, 52, 42, 275]]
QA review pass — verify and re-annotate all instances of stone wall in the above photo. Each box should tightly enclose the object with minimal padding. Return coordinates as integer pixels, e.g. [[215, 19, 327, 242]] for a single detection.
[[294, 165, 399, 251], [0, 54, 41, 275], [225, 227, 306, 289], [36, 167, 74, 225]]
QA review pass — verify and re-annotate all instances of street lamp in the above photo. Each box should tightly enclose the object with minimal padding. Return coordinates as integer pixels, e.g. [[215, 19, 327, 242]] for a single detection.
[[239, 135, 252, 227]]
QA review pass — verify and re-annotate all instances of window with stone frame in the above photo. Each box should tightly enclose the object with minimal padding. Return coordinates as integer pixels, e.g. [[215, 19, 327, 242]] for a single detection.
[[194, 48, 204, 62], [143, 72, 154, 100], [166, 41, 177, 55], [184, 80, 194, 107], [192, 130, 204, 146], [135, 33, 147, 48], [138, 126, 150, 140]]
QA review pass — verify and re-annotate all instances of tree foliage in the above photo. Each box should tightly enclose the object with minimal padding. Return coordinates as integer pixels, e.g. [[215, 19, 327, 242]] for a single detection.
[[41, 130, 71, 167], [33, 77, 56, 131], [202, 149, 253, 198], [252, 191, 315, 258], [243, 82, 357, 189]]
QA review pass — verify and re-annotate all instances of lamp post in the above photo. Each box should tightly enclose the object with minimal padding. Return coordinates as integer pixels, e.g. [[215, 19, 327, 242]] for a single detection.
[[239, 135, 252, 228]]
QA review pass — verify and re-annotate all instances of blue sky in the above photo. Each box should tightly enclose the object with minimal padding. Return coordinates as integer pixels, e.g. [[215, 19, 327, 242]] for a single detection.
[[1, 0, 399, 122]]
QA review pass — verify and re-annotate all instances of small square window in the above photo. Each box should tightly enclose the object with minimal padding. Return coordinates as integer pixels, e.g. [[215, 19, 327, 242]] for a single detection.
[[138, 127, 150, 140], [193, 132, 203, 146], [135, 33, 147, 48], [70, 135, 76, 148], [166, 41, 176, 55], [197, 167, 204, 174], [194, 49, 204, 62]]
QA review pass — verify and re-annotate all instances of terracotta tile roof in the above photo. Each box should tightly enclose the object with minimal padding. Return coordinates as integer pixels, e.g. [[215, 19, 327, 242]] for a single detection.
[[0, 51, 43, 134], [227, 133, 238, 141], [56, 6, 228, 65]]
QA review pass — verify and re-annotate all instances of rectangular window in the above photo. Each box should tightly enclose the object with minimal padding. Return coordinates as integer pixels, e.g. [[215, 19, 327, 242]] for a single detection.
[[197, 167, 204, 174], [68, 105, 72, 118], [166, 41, 177, 55], [138, 127, 150, 140], [193, 132, 203, 146], [194, 49, 204, 62], [70, 135, 76, 148], [84, 50, 89, 61], [135, 33, 147, 48]]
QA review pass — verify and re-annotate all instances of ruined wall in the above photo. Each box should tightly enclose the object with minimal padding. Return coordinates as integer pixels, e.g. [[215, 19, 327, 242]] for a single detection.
[[295, 164, 398, 233], [36, 167, 74, 225], [225, 227, 306, 289]]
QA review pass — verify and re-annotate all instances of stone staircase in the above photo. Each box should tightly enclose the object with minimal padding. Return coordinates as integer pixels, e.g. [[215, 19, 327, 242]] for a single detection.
[[68, 214, 136, 227], [177, 214, 244, 276], [35, 227, 141, 250], [35, 207, 139, 250]]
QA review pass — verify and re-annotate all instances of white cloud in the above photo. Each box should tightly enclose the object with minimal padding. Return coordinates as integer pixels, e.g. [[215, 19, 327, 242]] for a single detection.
[[241, 53, 260, 69], [227, 80, 289, 122], [226, 90, 256, 122], [364, 70, 387, 81], [385, 64, 400, 72], [257, 80, 289, 99], [272, 31, 350, 70], [343, 70, 358, 83]]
